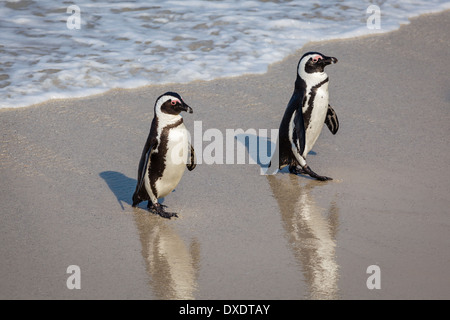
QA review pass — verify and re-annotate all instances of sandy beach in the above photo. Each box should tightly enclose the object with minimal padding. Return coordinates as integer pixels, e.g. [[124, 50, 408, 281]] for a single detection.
[[1, 10, 449, 300]]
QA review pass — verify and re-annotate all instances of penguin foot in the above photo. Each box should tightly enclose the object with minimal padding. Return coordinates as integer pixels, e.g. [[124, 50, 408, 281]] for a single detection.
[[290, 164, 332, 181], [148, 202, 178, 219], [302, 165, 332, 181], [289, 165, 307, 175]]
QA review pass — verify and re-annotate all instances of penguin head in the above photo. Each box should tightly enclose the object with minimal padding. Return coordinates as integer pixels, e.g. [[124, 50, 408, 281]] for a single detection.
[[154, 92, 193, 117], [297, 52, 338, 80]]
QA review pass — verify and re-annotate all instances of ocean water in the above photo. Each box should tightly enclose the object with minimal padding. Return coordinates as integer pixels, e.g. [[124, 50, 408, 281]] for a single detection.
[[1, 0, 449, 109]]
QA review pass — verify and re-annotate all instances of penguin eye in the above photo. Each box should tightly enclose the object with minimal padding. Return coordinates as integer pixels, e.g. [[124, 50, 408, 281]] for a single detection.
[[311, 55, 322, 63], [170, 98, 181, 106]]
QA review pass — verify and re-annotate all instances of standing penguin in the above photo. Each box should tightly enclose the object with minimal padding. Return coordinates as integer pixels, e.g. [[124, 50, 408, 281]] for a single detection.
[[132, 92, 196, 219], [275, 52, 339, 181]]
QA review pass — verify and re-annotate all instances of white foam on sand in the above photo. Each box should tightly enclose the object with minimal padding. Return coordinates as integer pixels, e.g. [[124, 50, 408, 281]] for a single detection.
[[1, 0, 449, 109]]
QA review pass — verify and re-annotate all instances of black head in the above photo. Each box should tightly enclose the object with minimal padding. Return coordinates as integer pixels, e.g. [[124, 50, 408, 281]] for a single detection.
[[298, 52, 338, 76], [154, 92, 193, 116]]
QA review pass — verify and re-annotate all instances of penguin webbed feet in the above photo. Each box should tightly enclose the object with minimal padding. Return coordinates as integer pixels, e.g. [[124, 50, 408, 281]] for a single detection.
[[289, 164, 332, 181], [289, 165, 307, 175], [147, 202, 178, 219]]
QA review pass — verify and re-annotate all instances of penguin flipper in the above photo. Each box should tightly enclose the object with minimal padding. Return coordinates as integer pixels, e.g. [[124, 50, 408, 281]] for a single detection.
[[132, 140, 156, 207], [325, 105, 339, 135], [186, 143, 196, 171], [293, 109, 306, 157]]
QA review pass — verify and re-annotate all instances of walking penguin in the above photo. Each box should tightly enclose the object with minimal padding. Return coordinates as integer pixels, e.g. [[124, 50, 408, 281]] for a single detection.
[[274, 52, 339, 180], [132, 92, 196, 218]]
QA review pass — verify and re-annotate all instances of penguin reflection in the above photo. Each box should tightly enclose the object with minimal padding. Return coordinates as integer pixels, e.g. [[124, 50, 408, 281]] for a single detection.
[[134, 210, 200, 300], [267, 174, 339, 299]]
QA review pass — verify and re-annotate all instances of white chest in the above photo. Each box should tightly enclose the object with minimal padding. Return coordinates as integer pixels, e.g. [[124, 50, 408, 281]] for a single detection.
[[156, 124, 189, 198], [302, 84, 329, 154], [165, 125, 189, 165]]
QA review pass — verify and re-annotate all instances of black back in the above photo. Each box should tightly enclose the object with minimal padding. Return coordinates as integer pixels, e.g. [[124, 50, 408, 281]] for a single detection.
[[132, 117, 158, 206], [277, 75, 307, 168]]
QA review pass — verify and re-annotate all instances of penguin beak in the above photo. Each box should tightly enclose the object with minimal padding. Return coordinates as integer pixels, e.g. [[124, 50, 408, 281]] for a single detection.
[[321, 56, 338, 66], [181, 102, 193, 114]]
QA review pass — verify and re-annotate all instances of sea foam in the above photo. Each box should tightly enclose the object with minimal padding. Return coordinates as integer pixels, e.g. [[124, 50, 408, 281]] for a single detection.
[[0, 0, 449, 109]]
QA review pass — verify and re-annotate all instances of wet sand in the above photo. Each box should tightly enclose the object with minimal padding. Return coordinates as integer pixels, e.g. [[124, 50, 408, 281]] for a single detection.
[[1, 11, 449, 300]]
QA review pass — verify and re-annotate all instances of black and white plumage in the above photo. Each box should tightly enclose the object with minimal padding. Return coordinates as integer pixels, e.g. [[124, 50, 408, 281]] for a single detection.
[[276, 52, 339, 181], [132, 92, 196, 219]]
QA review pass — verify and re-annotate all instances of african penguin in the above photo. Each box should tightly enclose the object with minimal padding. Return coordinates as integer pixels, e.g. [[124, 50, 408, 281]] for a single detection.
[[132, 92, 196, 219], [275, 52, 339, 181]]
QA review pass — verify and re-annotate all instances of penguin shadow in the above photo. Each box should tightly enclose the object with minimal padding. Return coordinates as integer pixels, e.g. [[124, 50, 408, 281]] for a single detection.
[[99, 171, 136, 210], [134, 211, 201, 300], [99, 170, 167, 210], [234, 133, 316, 175], [234, 133, 274, 172], [267, 174, 340, 300], [99, 171, 200, 299]]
